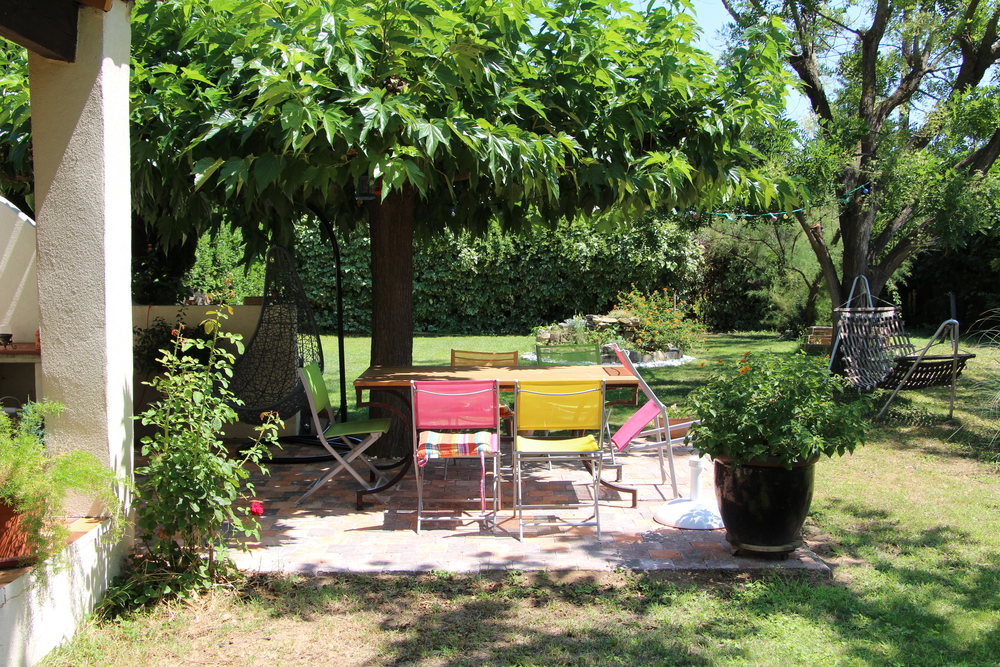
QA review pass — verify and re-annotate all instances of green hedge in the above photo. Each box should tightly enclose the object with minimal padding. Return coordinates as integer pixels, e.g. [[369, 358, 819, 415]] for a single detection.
[[296, 216, 701, 335]]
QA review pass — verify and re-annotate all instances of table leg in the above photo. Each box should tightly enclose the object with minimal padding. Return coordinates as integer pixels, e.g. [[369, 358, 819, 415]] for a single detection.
[[582, 460, 638, 509], [354, 386, 414, 510]]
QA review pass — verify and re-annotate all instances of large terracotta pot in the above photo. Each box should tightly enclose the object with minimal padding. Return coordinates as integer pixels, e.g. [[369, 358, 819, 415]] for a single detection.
[[713, 457, 816, 556], [0, 500, 34, 569]]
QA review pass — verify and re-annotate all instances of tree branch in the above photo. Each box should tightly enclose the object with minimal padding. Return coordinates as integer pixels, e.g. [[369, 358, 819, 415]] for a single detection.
[[781, 1, 834, 129], [813, 9, 862, 36], [955, 126, 1000, 173], [870, 203, 915, 259], [795, 211, 842, 307]]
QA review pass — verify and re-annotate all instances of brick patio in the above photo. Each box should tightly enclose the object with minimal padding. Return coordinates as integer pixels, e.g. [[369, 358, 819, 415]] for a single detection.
[[228, 441, 830, 577]]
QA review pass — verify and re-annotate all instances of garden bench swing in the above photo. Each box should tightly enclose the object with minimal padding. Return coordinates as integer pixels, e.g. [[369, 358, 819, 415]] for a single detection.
[[829, 276, 975, 420]]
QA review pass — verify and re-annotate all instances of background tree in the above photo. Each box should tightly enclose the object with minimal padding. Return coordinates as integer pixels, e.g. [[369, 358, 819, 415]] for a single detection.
[[720, 0, 1000, 308]]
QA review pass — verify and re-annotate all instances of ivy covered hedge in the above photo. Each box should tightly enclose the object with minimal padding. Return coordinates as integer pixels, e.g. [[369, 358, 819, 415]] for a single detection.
[[296, 216, 701, 335]]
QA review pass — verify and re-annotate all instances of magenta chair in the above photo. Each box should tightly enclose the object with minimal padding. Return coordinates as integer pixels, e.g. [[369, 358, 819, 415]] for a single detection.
[[608, 344, 698, 498], [410, 380, 502, 534]]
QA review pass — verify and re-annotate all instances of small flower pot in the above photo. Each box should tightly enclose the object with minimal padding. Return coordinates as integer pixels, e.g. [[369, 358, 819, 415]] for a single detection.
[[713, 457, 816, 556]]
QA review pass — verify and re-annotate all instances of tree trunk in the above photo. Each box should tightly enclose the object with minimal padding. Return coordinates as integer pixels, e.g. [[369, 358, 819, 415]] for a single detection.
[[366, 186, 416, 458]]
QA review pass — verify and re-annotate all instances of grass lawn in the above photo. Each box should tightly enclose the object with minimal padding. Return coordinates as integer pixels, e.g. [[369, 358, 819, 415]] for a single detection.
[[41, 333, 1000, 667]]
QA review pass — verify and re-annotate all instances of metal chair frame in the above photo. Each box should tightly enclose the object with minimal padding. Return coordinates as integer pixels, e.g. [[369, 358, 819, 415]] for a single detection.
[[513, 380, 606, 540], [410, 380, 502, 534], [830, 276, 975, 419], [294, 363, 391, 505], [607, 344, 697, 497]]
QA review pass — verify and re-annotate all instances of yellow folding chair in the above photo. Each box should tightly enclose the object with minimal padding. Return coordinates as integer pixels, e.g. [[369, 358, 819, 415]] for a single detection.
[[513, 380, 606, 540]]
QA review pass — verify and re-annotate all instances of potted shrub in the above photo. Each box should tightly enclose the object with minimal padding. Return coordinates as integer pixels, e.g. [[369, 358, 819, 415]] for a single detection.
[[0, 400, 124, 569], [687, 351, 868, 555]]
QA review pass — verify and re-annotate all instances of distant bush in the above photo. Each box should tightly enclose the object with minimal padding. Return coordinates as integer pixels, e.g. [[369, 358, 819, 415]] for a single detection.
[[184, 228, 265, 304], [296, 215, 702, 335]]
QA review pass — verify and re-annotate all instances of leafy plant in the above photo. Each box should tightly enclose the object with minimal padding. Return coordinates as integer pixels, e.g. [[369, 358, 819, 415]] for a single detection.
[[612, 288, 706, 352], [687, 351, 868, 468], [183, 227, 265, 304], [0, 400, 124, 568], [133, 310, 213, 375], [132, 307, 279, 602]]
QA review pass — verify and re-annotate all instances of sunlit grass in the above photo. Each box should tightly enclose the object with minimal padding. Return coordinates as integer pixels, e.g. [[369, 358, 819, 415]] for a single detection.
[[41, 332, 1000, 667]]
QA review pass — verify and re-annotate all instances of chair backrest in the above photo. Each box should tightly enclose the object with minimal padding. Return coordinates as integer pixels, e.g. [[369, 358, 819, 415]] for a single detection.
[[830, 276, 917, 390], [450, 350, 519, 366], [411, 380, 500, 431], [610, 343, 660, 405], [514, 380, 605, 432], [535, 343, 600, 366], [298, 362, 332, 417]]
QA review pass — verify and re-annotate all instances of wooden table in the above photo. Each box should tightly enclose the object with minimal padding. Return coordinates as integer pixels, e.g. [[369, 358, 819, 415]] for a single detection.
[[353, 364, 640, 508]]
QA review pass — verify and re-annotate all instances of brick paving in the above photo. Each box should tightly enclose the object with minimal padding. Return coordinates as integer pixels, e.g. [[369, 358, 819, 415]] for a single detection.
[[228, 441, 830, 577]]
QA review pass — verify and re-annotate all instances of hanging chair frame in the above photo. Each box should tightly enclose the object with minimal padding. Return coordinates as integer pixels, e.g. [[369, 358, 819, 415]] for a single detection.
[[829, 276, 975, 420], [229, 246, 323, 425]]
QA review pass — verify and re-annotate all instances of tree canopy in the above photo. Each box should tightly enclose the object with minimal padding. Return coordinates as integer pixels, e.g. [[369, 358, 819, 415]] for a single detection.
[[721, 0, 1000, 306], [124, 0, 794, 249], [1, 0, 798, 364]]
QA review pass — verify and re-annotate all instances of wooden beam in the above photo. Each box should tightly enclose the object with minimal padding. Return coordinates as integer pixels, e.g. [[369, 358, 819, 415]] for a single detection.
[[77, 0, 113, 11], [0, 0, 78, 62]]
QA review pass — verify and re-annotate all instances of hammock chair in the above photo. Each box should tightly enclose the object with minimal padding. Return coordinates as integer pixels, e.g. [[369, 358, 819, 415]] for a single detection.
[[829, 276, 975, 419], [229, 246, 323, 425]]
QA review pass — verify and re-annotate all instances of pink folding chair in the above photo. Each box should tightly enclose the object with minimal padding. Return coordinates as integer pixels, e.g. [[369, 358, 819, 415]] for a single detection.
[[608, 344, 698, 498], [410, 380, 502, 534]]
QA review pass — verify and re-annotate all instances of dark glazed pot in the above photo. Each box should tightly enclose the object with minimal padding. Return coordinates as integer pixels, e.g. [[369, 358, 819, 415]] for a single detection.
[[714, 457, 816, 556]]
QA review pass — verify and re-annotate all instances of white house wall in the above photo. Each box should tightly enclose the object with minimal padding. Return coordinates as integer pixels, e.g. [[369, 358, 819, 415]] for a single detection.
[[0, 198, 39, 343], [28, 1, 133, 506]]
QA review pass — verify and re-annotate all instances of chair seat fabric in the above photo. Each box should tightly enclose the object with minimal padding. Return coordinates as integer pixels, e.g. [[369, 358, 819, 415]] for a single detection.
[[515, 434, 598, 453], [610, 401, 694, 453], [327, 418, 392, 439], [416, 431, 499, 466]]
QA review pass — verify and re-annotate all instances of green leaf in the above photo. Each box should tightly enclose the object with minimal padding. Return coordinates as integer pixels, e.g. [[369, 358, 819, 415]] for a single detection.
[[193, 157, 224, 192]]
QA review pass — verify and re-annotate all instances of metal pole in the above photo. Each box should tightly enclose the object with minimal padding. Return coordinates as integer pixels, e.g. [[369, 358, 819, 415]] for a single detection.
[[308, 205, 349, 424]]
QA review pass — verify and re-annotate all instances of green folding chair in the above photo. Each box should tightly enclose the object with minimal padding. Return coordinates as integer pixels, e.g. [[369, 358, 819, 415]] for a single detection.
[[295, 363, 392, 505], [535, 343, 601, 366]]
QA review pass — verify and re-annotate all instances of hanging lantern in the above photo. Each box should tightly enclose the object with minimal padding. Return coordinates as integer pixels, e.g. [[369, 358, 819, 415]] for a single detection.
[[355, 174, 377, 201]]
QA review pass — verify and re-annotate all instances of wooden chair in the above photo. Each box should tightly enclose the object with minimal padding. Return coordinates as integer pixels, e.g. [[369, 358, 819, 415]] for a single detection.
[[451, 350, 518, 435], [450, 349, 519, 366]]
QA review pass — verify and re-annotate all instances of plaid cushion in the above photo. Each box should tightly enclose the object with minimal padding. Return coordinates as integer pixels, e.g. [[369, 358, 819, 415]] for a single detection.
[[416, 431, 500, 513], [416, 431, 499, 467]]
